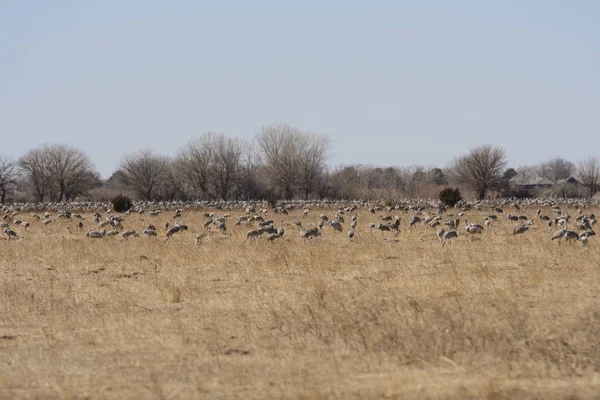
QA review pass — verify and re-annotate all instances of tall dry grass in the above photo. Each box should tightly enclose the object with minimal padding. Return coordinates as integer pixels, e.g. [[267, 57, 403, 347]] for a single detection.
[[1, 206, 599, 399]]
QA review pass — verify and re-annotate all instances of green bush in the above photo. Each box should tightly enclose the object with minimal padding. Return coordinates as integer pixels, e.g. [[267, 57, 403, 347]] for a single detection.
[[111, 194, 133, 213], [438, 187, 462, 207]]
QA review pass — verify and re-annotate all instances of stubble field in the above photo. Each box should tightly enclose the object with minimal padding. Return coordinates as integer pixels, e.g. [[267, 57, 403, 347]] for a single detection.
[[1, 205, 600, 399]]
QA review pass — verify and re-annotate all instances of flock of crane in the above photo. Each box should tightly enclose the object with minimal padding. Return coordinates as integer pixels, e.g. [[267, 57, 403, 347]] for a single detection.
[[0, 198, 597, 247]]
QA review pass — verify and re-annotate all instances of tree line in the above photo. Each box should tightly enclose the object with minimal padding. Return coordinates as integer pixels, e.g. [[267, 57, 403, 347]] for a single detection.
[[1, 124, 599, 203]]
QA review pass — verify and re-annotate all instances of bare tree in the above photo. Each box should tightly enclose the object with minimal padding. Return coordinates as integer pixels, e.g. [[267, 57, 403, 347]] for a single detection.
[[44, 144, 96, 201], [175, 137, 212, 199], [257, 124, 302, 199], [537, 157, 575, 184], [19, 144, 97, 202], [175, 133, 247, 200], [210, 134, 246, 200], [119, 149, 170, 200], [0, 156, 18, 203], [257, 124, 330, 199], [18, 148, 52, 202], [577, 157, 600, 198], [297, 133, 330, 200], [236, 141, 264, 200], [452, 145, 507, 200]]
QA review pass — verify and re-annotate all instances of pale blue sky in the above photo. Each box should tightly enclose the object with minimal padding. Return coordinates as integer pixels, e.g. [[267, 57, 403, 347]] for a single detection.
[[1, 1, 599, 178]]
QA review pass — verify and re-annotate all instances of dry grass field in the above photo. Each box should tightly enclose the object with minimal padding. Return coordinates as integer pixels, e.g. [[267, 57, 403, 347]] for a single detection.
[[1, 206, 600, 399]]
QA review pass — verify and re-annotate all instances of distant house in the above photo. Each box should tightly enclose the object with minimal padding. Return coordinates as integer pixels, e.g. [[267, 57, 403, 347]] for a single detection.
[[509, 174, 553, 191], [556, 176, 580, 185]]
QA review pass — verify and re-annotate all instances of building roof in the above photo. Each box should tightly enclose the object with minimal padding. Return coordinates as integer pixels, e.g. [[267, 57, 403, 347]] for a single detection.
[[509, 174, 553, 186], [556, 176, 580, 185]]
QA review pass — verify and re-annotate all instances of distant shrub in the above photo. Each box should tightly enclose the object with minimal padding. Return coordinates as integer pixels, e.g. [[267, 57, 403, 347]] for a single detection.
[[111, 194, 133, 213], [438, 187, 462, 207]]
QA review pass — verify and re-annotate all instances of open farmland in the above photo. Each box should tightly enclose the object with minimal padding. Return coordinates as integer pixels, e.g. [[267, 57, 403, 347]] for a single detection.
[[1, 204, 600, 399]]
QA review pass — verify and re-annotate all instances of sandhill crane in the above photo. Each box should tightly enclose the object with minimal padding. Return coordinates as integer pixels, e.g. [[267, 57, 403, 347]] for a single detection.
[[336, 213, 345, 224], [513, 225, 529, 235], [328, 220, 343, 233], [348, 228, 355, 241], [409, 216, 421, 228], [436, 228, 445, 242], [507, 214, 519, 222], [121, 230, 137, 240], [579, 230, 595, 245], [146, 224, 156, 231], [464, 220, 483, 234], [300, 228, 321, 240], [444, 220, 456, 229], [244, 229, 263, 242], [563, 229, 579, 244], [303, 208, 310, 217], [215, 221, 227, 233], [77, 221, 84, 229], [165, 226, 182, 242], [4, 228, 17, 240], [144, 229, 158, 237], [277, 221, 285, 237], [442, 230, 458, 246], [294, 220, 302, 228], [86, 229, 103, 239], [551, 228, 565, 242], [260, 225, 277, 234], [266, 233, 282, 242], [376, 224, 391, 234], [20, 221, 30, 231], [368, 222, 376, 232]]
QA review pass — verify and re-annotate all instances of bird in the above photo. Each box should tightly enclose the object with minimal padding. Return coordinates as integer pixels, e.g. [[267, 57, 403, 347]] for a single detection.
[[244, 229, 263, 242], [409, 216, 421, 228], [144, 229, 158, 237], [348, 228, 355, 241], [551, 228, 565, 242], [328, 220, 343, 233], [441, 230, 458, 246], [86, 229, 103, 239], [3, 228, 18, 240], [436, 228, 446, 242], [513, 225, 529, 235], [121, 230, 137, 240], [277, 221, 285, 237], [464, 220, 483, 234], [165, 226, 182, 242], [376, 224, 391, 234], [579, 230, 596, 244], [563, 229, 580, 244], [300, 228, 321, 240], [266, 233, 282, 242]]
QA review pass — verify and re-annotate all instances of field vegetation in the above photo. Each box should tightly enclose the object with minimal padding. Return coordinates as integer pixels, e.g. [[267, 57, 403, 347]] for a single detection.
[[1, 205, 600, 399]]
